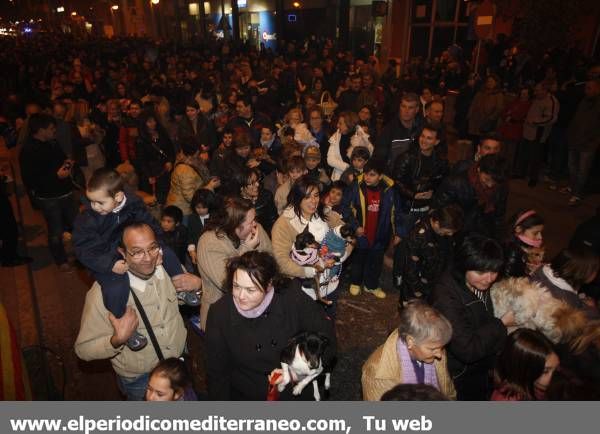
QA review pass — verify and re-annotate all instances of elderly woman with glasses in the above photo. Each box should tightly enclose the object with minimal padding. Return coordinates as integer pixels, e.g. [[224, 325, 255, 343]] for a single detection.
[[362, 300, 456, 400], [205, 251, 336, 400]]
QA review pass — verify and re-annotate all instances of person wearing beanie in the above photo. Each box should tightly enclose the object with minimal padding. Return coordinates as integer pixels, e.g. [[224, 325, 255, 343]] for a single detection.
[[304, 145, 330, 190]]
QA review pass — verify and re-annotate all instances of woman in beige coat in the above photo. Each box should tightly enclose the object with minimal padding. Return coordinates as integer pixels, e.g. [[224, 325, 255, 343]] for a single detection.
[[166, 140, 218, 219], [271, 176, 353, 313], [197, 197, 272, 330], [362, 301, 456, 400]]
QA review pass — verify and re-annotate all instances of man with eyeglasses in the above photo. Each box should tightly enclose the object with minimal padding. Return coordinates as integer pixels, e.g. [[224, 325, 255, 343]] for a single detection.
[[75, 222, 201, 400]]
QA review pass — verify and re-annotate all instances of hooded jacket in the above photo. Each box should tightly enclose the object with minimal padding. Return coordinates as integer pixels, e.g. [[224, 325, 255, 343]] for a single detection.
[[342, 173, 405, 247], [72, 192, 161, 275]]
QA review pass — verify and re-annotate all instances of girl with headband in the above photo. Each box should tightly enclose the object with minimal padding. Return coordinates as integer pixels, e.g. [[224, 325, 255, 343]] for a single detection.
[[507, 209, 545, 275]]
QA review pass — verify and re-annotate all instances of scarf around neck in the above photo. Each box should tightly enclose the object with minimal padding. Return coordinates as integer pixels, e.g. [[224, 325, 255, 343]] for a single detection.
[[261, 137, 275, 149], [233, 288, 275, 319], [468, 164, 498, 213], [396, 337, 439, 389]]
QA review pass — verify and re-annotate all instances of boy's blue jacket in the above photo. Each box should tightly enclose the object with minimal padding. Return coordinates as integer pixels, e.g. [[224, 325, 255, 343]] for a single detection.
[[72, 191, 162, 275], [341, 174, 405, 250]]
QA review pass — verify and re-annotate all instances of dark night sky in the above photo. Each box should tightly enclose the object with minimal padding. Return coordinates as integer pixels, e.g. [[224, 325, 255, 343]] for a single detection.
[[0, 0, 103, 21]]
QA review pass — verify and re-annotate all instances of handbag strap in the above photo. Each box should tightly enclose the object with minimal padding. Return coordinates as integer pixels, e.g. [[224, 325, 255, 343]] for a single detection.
[[129, 287, 164, 361], [320, 91, 330, 104]]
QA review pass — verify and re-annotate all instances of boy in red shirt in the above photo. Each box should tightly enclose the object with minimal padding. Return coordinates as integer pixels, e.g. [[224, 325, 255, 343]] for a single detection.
[[342, 159, 403, 298]]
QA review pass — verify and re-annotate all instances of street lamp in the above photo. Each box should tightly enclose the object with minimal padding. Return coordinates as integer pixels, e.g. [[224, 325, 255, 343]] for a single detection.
[[150, 0, 161, 39], [110, 4, 120, 36]]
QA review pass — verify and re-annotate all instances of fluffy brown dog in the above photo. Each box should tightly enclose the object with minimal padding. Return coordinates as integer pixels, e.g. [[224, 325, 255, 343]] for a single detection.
[[491, 277, 587, 344]]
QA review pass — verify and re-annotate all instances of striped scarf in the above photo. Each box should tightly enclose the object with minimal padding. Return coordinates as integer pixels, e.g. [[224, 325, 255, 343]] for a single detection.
[[290, 247, 319, 266]]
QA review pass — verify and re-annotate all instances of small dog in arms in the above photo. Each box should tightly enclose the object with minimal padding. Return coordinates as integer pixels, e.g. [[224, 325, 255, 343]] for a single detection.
[[278, 332, 330, 401]]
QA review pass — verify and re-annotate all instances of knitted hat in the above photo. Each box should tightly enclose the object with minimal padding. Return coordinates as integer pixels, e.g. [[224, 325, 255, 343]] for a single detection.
[[304, 145, 321, 160]]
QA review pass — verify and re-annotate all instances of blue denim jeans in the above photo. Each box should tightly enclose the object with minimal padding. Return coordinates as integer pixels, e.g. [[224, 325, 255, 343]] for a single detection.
[[569, 148, 597, 197], [36, 193, 78, 265], [116, 372, 149, 401]]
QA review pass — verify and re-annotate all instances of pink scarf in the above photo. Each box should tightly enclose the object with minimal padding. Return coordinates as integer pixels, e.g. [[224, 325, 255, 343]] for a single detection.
[[233, 289, 275, 319], [517, 234, 543, 248], [396, 337, 440, 390]]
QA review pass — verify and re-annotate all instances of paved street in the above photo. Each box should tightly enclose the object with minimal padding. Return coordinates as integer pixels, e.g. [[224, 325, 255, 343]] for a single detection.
[[1, 146, 599, 400]]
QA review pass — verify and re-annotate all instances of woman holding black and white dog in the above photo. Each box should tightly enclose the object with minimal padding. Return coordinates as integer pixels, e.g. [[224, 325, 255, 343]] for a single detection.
[[205, 251, 336, 400], [272, 176, 353, 314]]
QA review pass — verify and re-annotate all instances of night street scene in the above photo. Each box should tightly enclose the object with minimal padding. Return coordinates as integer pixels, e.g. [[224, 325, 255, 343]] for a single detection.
[[0, 0, 599, 402]]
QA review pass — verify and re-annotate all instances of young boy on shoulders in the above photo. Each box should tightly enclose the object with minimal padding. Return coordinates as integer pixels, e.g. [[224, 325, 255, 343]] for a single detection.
[[73, 168, 198, 351]]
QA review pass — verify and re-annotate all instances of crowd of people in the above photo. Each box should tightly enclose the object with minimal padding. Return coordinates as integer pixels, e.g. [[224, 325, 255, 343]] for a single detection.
[[1, 33, 599, 401]]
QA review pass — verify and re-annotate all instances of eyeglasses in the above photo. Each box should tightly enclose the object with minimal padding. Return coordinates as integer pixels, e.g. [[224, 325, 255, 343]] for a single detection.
[[126, 244, 161, 260], [247, 179, 260, 186]]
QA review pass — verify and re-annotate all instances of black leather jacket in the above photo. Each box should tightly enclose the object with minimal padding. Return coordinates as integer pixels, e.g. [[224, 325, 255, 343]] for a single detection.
[[392, 149, 448, 213]]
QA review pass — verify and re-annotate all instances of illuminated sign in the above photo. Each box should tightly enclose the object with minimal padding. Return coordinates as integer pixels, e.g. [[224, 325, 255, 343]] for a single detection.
[[262, 31, 277, 41], [238, 0, 247, 7]]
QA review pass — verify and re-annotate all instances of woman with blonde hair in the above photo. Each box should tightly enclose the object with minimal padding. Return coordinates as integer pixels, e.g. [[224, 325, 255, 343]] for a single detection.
[[278, 107, 317, 148]]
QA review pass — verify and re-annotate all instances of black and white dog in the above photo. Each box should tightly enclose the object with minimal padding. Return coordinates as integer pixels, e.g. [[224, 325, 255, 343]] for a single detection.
[[278, 332, 330, 401]]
